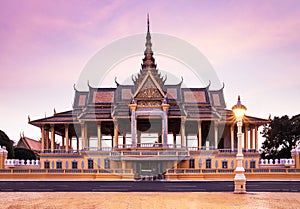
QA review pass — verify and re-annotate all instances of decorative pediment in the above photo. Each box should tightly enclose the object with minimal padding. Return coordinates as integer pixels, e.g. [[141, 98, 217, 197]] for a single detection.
[[133, 73, 166, 102]]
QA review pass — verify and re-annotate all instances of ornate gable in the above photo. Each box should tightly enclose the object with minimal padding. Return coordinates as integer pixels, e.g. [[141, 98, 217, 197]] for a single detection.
[[133, 73, 166, 107]]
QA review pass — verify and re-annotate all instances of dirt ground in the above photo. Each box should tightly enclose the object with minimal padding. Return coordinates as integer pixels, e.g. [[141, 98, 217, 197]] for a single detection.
[[0, 192, 299, 209]]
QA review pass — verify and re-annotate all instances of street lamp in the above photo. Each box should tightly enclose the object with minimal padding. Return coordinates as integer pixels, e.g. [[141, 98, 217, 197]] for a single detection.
[[232, 95, 247, 194]]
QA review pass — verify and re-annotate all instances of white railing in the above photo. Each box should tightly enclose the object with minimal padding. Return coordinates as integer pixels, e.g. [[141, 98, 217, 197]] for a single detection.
[[116, 144, 186, 149], [5, 159, 40, 166], [260, 158, 295, 165]]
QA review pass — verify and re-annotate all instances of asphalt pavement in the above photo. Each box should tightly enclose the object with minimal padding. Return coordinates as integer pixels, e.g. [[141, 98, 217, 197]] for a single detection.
[[0, 181, 300, 192]]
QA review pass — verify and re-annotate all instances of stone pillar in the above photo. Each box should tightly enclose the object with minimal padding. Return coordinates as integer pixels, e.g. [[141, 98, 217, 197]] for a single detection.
[[85, 123, 89, 149], [129, 104, 137, 148], [113, 120, 119, 148], [214, 121, 218, 149], [81, 123, 86, 150], [198, 120, 202, 149], [97, 122, 102, 150], [50, 125, 55, 152], [45, 128, 49, 150], [230, 125, 234, 151], [180, 119, 186, 148], [162, 104, 169, 148], [250, 126, 253, 150], [244, 125, 248, 150], [65, 124, 69, 152], [41, 125, 45, 152], [121, 161, 126, 170], [255, 126, 259, 150]]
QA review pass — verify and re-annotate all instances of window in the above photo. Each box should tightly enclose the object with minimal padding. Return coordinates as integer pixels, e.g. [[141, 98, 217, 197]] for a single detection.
[[44, 161, 50, 169], [56, 161, 62, 169], [222, 161, 228, 169], [72, 161, 78, 169], [88, 159, 94, 169], [104, 159, 110, 169], [206, 159, 211, 169], [189, 159, 195, 168], [250, 160, 256, 168]]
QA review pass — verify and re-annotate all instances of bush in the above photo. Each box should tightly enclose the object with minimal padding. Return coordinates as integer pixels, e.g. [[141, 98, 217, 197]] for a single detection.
[[14, 148, 36, 160]]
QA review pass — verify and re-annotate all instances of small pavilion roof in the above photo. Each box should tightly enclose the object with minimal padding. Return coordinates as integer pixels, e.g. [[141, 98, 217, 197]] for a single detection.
[[16, 136, 41, 152]]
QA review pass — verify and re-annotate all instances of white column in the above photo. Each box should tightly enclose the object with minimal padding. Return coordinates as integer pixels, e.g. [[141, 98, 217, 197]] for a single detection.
[[41, 125, 45, 152], [198, 120, 202, 149], [45, 128, 49, 150], [181, 119, 186, 147], [230, 125, 234, 151], [50, 125, 55, 152], [97, 122, 102, 150], [65, 124, 69, 152], [114, 120, 119, 148], [76, 137, 79, 151], [130, 104, 137, 148], [214, 121, 218, 149], [162, 104, 169, 148], [244, 125, 248, 150], [81, 123, 86, 150], [255, 126, 259, 150], [250, 126, 253, 150]]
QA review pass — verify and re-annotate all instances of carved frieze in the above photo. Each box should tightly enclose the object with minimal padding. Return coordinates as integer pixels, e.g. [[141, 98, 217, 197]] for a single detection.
[[136, 88, 162, 99], [137, 100, 161, 106]]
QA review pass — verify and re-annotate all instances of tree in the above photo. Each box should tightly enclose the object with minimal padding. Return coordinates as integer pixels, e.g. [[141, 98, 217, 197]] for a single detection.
[[261, 114, 300, 159], [13, 148, 36, 161], [0, 130, 14, 158]]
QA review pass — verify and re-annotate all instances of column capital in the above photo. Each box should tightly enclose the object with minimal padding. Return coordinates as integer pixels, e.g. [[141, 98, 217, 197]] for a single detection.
[[161, 103, 170, 111], [129, 104, 137, 111]]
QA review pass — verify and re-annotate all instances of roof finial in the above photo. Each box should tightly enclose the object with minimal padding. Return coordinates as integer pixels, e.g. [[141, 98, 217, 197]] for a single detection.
[[145, 13, 152, 49], [142, 13, 155, 70], [147, 13, 150, 33], [237, 95, 241, 104]]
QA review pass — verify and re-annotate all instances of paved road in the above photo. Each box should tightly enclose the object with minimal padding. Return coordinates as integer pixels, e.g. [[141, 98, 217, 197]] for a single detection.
[[0, 181, 299, 192]]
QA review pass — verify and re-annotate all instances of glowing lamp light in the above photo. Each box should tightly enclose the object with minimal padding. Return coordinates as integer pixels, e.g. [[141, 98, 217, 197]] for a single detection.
[[232, 95, 247, 121]]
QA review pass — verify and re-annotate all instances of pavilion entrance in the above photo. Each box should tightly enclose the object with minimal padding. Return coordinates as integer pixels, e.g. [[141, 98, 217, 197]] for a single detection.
[[137, 118, 163, 145], [134, 160, 169, 180]]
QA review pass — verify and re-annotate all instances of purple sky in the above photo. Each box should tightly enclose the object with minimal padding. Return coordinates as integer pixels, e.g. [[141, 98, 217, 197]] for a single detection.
[[0, 0, 299, 144]]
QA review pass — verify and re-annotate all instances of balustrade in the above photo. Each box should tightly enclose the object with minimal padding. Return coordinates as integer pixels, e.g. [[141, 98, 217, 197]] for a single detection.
[[260, 158, 295, 166]]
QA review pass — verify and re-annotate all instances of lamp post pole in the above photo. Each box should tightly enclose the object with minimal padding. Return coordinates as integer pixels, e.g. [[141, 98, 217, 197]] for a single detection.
[[232, 96, 247, 194]]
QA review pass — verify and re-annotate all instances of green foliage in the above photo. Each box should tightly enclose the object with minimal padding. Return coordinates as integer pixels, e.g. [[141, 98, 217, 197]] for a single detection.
[[14, 148, 36, 161], [261, 114, 300, 159], [0, 130, 14, 158]]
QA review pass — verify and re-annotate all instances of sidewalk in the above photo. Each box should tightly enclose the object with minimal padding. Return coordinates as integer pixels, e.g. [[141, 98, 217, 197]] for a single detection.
[[1, 192, 299, 209]]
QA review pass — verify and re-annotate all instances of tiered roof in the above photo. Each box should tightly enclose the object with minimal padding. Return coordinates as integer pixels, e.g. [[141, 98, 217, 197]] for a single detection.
[[29, 16, 268, 131]]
